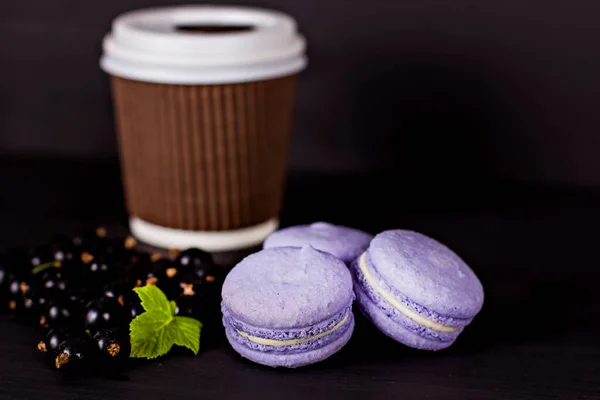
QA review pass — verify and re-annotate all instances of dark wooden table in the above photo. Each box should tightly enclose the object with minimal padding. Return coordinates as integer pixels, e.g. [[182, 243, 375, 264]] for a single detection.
[[0, 157, 598, 400]]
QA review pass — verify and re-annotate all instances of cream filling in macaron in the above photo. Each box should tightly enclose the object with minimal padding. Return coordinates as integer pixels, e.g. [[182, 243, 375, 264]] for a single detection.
[[237, 313, 350, 347], [358, 252, 458, 333]]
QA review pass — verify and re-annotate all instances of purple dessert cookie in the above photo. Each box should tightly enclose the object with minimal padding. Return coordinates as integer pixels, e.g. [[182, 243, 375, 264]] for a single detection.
[[263, 222, 373, 264], [222, 245, 355, 368], [350, 230, 484, 350]]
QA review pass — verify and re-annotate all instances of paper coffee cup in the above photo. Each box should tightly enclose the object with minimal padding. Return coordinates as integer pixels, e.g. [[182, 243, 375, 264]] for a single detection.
[[100, 5, 307, 252]]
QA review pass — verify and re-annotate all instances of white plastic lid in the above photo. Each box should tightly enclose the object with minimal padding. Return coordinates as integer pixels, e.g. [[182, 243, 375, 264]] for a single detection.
[[100, 5, 307, 85]]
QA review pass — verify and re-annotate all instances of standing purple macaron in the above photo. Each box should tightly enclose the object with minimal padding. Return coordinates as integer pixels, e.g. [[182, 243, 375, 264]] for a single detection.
[[263, 222, 373, 264], [350, 230, 484, 351], [222, 245, 355, 368]]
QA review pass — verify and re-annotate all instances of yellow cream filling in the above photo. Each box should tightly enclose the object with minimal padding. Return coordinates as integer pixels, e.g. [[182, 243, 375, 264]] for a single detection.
[[358, 252, 458, 333], [237, 313, 350, 347]]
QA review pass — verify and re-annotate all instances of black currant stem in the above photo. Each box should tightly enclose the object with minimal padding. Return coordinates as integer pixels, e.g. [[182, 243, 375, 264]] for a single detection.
[[31, 261, 61, 275]]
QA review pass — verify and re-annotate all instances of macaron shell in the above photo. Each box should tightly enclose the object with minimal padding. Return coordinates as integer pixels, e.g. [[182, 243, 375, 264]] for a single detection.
[[225, 315, 355, 368], [263, 222, 373, 263], [222, 246, 353, 329], [350, 257, 464, 343], [354, 283, 455, 351], [223, 308, 354, 353], [368, 230, 484, 319]]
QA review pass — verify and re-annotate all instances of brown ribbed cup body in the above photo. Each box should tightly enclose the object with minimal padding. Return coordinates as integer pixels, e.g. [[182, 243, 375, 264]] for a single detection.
[[110, 75, 297, 231]]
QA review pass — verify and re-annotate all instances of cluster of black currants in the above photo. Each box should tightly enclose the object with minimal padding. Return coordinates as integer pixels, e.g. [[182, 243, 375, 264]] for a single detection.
[[0, 227, 223, 373]]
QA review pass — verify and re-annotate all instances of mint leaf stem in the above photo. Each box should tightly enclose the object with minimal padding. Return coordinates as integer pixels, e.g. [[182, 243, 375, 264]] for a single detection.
[[31, 261, 61, 275]]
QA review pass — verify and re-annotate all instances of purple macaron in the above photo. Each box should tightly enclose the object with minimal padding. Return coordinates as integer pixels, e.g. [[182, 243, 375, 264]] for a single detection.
[[263, 222, 373, 264], [222, 245, 355, 368], [350, 230, 484, 351]]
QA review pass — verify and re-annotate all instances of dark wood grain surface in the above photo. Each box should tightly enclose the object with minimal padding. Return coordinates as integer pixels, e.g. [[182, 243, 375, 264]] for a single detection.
[[0, 157, 598, 400]]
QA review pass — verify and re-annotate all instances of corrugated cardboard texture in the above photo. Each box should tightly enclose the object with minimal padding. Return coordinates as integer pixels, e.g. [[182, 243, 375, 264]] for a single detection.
[[111, 75, 297, 231]]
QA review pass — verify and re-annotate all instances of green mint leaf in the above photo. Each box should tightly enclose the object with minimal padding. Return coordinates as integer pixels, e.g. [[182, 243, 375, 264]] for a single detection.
[[129, 310, 173, 359], [171, 316, 203, 355], [133, 285, 171, 314], [129, 285, 202, 359]]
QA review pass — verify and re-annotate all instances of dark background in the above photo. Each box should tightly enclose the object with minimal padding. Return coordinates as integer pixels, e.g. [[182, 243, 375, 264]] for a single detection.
[[2, 0, 600, 187], [1, 2, 600, 398]]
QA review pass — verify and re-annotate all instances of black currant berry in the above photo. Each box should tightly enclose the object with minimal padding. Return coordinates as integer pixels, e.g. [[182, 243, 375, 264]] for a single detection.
[[33, 265, 61, 284], [0, 256, 8, 283], [37, 328, 72, 355], [54, 336, 96, 370], [93, 329, 128, 359], [176, 248, 213, 271], [121, 253, 152, 289], [83, 254, 120, 287], [0, 260, 10, 310], [84, 297, 127, 334], [127, 295, 145, 321], [71, 228, 114, 265], [168, 273, 206, 299], [145, 258, 175, 284], [177, 248, 213, 267], [19, 286, 50, 322], [99, 236, 137, 261], [180, 253, 221, 287], [67, 288, 95, 309], [72, 226, 108, 248], [50, 234, 76, 263], [41, 275, 69, 296], [173, 294, 203, 319], [145, 259, 182, 298], [9, 277, 25, 296], [6, 276, 28, 313], [28, 245, 54, 269], [40, 298, 82, 329], [102, 280, 131, 307]]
